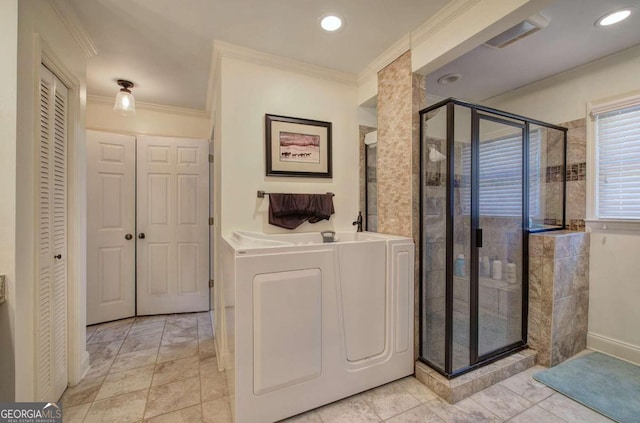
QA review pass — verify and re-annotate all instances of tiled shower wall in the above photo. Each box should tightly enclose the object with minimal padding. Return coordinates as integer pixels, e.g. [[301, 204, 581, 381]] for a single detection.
[[359, 125, 376, 230], [544, 118, 587, 230]]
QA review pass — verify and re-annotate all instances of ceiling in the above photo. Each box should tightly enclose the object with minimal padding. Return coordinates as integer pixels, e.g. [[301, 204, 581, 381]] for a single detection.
[[426, 0, 640, 103], [69, 0, 449, 110]]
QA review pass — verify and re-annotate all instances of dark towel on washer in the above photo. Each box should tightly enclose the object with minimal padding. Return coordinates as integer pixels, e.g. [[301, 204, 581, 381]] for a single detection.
[[268, 193, 335, 229]]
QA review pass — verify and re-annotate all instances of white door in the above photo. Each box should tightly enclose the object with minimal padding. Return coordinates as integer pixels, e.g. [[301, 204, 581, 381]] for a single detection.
[[86, 131, 136, 325], [36, 65, 68, 401], [136, 136, 209, 315]]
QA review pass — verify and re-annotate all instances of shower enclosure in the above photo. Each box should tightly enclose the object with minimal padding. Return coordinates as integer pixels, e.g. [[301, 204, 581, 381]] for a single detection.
[[420, 98, 567, 378]]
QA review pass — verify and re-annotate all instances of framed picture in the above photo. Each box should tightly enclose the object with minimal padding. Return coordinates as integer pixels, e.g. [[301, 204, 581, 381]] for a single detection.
[[265, 114, 332, 178]]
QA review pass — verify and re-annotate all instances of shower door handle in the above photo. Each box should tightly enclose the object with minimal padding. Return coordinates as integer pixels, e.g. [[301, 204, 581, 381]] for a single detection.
[[476, 228, 483, 248]]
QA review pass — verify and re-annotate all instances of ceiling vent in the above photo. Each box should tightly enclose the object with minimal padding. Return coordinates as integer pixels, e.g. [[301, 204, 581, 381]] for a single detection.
[[484, 13, 550, 49]]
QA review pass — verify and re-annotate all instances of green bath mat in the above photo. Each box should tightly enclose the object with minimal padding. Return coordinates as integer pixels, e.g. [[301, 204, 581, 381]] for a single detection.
[[533, 352, 640, 423]]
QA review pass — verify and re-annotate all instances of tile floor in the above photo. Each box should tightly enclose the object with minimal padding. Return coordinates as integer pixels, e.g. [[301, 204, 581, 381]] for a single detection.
[[64, 314, 612, 423]]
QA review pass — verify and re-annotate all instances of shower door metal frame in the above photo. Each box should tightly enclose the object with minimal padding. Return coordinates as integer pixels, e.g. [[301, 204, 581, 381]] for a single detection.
[[471, 111, 527, 366], [419, 98, 568, 379]]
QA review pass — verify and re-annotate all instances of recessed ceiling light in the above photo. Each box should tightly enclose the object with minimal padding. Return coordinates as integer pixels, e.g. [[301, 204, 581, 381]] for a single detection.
[[596, 9, 631, 26], [438, 73, 461, 85], [321, 15, 342, 32]]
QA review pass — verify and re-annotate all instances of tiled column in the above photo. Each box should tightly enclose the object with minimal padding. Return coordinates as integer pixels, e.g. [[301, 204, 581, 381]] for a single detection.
[[529, 231, 590, 366], [377, 51, 414, 238], [377, 51, 426, 359]]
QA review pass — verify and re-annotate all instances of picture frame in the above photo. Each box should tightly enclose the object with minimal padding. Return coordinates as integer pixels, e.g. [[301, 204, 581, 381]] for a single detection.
[[265, 114, 332, 178]]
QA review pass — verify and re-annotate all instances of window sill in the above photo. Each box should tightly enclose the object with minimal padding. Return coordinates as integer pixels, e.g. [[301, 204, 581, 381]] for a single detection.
[[585, 219, 640, 231]]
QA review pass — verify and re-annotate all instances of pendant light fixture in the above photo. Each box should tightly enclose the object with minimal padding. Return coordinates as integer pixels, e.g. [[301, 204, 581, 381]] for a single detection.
[[113, 79, 136, 116]]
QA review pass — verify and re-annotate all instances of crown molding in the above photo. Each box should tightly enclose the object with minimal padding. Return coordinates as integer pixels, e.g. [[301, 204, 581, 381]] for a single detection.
[[212, 40, 357, 86], [356, 1, 480, 92], [48, 0, 98, 58], [357, 34, 411, 91], [358, 33, 411, 82], [87, 95, 209, 118], [411, 0, 483, 47]]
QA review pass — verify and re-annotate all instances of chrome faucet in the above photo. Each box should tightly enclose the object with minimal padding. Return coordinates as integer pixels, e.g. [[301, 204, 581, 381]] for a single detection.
[[353, 211, 363, 232]]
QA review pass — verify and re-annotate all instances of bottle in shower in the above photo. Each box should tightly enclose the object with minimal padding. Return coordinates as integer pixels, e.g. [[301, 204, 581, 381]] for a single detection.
[[455, 254, 466, 277]]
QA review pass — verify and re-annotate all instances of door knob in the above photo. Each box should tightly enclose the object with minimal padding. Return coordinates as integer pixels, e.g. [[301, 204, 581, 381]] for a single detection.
[[125, 234, 133, 240], [54, 254, 62, 259], [138, 233, 145, 239]]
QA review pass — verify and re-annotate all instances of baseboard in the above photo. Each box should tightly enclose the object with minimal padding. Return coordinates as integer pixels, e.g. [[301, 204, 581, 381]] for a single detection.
[[587, 332, 640, 365]]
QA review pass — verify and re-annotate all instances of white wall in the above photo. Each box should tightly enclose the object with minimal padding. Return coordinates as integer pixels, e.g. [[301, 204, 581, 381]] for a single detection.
[[217, 56, 360, 236], [16, 0, 88, 399], [86, 97, 211, 139], [485, 44, 640, 364], [484, 44, 640, 124], [587, 230, 640, 363], [0, 0, 18, 402], [358, 106, 377, 128]]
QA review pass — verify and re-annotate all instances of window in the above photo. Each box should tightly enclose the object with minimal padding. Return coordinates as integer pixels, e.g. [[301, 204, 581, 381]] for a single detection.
[[461, 131, 540, 217], [595, 104, 640, 219]]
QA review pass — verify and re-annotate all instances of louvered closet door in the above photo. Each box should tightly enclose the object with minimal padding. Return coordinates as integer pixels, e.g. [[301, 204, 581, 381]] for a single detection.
[[37, 65, 68, 401]]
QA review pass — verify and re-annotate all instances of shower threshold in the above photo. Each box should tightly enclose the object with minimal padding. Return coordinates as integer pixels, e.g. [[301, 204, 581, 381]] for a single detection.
[[415, 348, 537, 403]]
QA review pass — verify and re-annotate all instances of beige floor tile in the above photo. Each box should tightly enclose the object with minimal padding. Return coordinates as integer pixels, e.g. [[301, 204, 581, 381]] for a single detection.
[[360, 381, 421, 420], [157, 339, 198, 363], [198, 338, 216, 360], [199, 355, 219, 376], [95, 365, 154, 400], [165, 316, 197, 331], [132, 315, 167, 327], [470, 384, 533, 420], [385, 405, 444, 423], [119, 332, 163, 354], [94, 318, 135, 331], [537, 393, 614, 422], [281, 410, 323, 422], [200, 367, 228, 402], [317, 396, 381, 423], [60, 376, 104, 407], [85, 355, 115, 379], [64, 403, 91, 423], [144, 404, 203, 423], [426, 397, 501, 423], [88, 339, 124, 359], [397, 377, 439, 403], [498, 366, 554, 403], [508, 405, 565, 423], [84, 388, 147, 423], [152, 355, 200, 386], [163, 324, 197, 337], [128, 321, 165, 338], [110, 347, 158, 373], [197, 318, 211, 326], [144, 375, 201, 419], [161, 328, 197, 346], [88, 326, 131, 344], [86, 326, 97, 341], [197, 324, 213, 339], [202, 397, 232, 423]]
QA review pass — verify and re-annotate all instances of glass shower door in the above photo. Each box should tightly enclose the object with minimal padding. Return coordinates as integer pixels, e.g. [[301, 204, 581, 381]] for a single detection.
[[474, 114, 524, 360]]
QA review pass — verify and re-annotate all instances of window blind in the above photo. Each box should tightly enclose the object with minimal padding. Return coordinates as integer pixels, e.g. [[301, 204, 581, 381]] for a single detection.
[[461, 131, 540, 217], [596, 104, 640, 219]]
